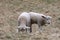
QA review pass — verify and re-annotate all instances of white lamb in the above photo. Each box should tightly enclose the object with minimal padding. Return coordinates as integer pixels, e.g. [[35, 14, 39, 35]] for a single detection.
[[29, 12, 52, 32], [17, 12, 30, 32], [17, 12, 52, 33]]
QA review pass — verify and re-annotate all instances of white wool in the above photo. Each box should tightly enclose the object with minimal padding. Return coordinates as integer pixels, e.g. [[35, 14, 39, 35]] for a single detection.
[[29, 12, 47, 18], [18, 12, 30, 22]]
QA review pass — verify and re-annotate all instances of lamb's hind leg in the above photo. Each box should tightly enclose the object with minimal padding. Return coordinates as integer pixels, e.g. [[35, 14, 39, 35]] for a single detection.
[[18, 20, 20, 26], [29, 23, 32, 33], [25, 27, 30, 33], [26, 22, 32, 33]]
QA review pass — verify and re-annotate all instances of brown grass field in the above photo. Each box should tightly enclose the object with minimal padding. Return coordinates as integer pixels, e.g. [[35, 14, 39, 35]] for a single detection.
[[0, 0, 60, 40]]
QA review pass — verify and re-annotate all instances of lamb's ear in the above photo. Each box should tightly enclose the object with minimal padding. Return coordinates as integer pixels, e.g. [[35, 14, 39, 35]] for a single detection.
[[42, 16, 46, 19]]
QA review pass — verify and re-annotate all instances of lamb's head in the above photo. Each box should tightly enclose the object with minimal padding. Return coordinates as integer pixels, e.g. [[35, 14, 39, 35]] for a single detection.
[[46, 16, 52, 24], [17, 25, 30, 32], [41, 15, 52, 25]]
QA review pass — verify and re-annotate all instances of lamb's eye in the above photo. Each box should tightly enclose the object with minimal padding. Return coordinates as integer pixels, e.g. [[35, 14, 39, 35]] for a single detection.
[[47, 19, 49, 20]]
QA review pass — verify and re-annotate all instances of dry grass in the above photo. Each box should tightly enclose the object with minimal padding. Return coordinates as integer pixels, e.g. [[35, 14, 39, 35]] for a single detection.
[[0, 0, 60, 40]]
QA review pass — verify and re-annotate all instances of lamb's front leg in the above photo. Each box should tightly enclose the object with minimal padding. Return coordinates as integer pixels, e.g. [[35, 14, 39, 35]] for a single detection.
[[37, 21, 42, 33], [38, 25, 43, 33]]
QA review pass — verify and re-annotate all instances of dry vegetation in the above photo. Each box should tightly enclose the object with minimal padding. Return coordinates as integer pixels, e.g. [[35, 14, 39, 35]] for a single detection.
[[0, 0, 60, 40]]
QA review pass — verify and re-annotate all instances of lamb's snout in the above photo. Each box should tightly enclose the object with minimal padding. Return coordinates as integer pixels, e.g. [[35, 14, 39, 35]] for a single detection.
[[18, 28, 25, 32], [48, 22, 50, 24]]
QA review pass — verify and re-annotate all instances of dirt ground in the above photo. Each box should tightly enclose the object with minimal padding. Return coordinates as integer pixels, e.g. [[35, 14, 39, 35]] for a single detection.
[[0, 0, 60, 40]]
